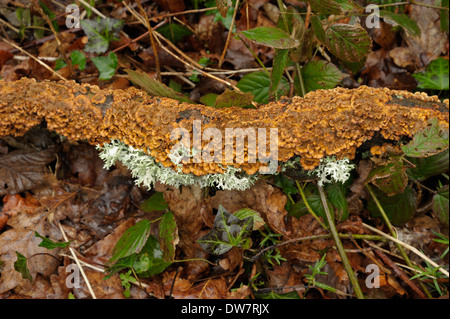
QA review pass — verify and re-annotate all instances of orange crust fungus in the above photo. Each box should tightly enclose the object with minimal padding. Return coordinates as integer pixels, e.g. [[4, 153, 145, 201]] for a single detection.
[[0, 78, 448, 176]]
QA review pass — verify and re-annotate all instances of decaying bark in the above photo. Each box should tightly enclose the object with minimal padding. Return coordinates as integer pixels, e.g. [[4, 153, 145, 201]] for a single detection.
[[0, 78, 448, 176]]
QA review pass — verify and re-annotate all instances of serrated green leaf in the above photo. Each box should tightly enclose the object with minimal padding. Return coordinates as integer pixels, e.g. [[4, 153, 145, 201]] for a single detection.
[[413, 58, 449, 91], [234, 208, 265, 230], [108, 219, 151, 266], [140, 192, 168, 212], [157, 22, 193, 43], [311, 15, 326, 43], [302, 60, 347, 92], [91, 52, 118, 81], [406, 148, 449, 181], [214, 89, 254, 108], [126, 69, 193, 103], [70, 50, 86, 71], [237, 71, 289, 104], [306, 0, 343, 14], [432, 185, 449, 228], [379, 10, 421, 38], [325, 24, 372, 62], [197, 205, 253, 255], [14, 252, 32, 281], [367, 158, 408, 196], [368, 186, 417, 226], [241, 26, 299, 49], [401, 118, 449, 157], [159, 211, 179, 262], [81, 17, 123, 54], [270, 49, 289, 97], [35, 232, 70, 249]]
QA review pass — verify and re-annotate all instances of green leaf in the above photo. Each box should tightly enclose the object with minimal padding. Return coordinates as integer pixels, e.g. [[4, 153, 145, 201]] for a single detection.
[[157, 22, 193, 43], [270, 49, 289, 97], [200, 93, 218, 106], [197, 205, 253, 255], [70, 50, 86, 71], [432, 185, 449, 228], [413, 58, 449, 91], [237, 71, 289, 104], [39, 0, 59, 32], [134, 235, 172, 277], [288, 184, 333, 222], [325, 182, 349, 221], [368, 186, 417, 226], [379, 10, 421, 38], [54, 58, 67, 72], [159, 211, 179, 262], [108, 219, 151, 266], [241, 26, 300, 49], [311, 15, 326, 43], [126, 69, 193, 103], [401, 118, 449, 158], [81, 17, 123, 54], [306, 0, 343, 14], [406, 148, 449, 181], [214, 89, 254, 108], [234, 208, 266, 230], [91, 52, 118, 81], [14, 252, 32, 281], [367, 158, 408, 196], [440, 0, 449, 32], [325, 24, 372, 62], [254, 291, 301, 299], [140, 192, 168, 212], [301, 60, 347, 92], [35, 232, 70, 249], [274, 174, 298, 196]]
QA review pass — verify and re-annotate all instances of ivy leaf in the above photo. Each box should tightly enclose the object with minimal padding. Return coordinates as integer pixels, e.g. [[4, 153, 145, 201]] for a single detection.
[[81, 17, 123, 54], [237, 71, 289, 104], [70, 50, 86, 71], [14, 252, 32, 281], [432, 185, 449, 228], [413, 58, 449, 90], [241, 26, 300, 49], [126, 69, 193, 103], [107, 219, 151, 266], [159, 211, 179, 262], [35, 232, 70, 249], [197, 205, 253, 255], [401, 118, 449, 158], [91, 52, 118, 81], [301, 60, 347, 92], [234, 208, 265, 230], [140, 192, 168, 212], [325, 24, 372, 62]]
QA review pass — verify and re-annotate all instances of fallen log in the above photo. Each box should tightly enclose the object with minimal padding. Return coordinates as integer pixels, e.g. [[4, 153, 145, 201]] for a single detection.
[[0, 77, 448, 189]]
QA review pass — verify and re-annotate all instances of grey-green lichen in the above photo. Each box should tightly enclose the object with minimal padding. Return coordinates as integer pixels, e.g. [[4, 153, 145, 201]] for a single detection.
[[96, 140, 258, 191]]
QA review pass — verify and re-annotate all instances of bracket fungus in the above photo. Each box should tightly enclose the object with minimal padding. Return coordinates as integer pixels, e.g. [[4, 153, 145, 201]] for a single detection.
[[0, 78, 448, 190]]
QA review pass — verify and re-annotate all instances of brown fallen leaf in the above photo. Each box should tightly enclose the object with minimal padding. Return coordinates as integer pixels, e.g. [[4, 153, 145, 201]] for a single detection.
[[0, 146, 57, 196]]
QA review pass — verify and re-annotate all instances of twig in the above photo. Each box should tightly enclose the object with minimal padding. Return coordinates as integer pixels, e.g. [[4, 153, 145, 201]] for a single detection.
[[0, 37, 67, 81], [218, 0, 240, 68], [374, 249, 427, 298], [318, 185, 365, 299], [58, 222, 97, 299], [362, 223, 449, 278]]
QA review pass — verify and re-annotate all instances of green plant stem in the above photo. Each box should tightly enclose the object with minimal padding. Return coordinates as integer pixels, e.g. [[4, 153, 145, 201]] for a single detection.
[[295, 181, 327, 229], [318, 185, 365, 299], [295, 62, 306, 97], [237, 35, 270, 76], [365, 184, 433, 298]]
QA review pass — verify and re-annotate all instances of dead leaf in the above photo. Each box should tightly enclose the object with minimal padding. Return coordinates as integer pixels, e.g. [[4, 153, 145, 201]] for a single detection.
[[0, 146, 57, 196]]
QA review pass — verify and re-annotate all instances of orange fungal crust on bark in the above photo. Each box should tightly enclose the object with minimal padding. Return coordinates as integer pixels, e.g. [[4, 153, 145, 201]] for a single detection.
[[0, 78, 448, 176]]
